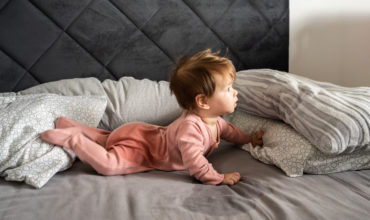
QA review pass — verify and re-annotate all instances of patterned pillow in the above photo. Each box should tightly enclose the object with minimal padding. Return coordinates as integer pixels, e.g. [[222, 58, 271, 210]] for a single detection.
[[0, 93, 107, 188], [225, 110, 370, 177], [234, 69, 370, 155]]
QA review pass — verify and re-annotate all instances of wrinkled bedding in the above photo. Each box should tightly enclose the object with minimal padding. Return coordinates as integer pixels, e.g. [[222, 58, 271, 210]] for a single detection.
[[0, 93, 106, 188], [226, 110, 370, 177], [235, 69, 370, 155], [1, 142, 369, 220]]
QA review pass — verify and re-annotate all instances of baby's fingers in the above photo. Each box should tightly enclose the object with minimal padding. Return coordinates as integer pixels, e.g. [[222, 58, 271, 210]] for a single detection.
[[229, 172, 241, 184], [256, 130, 266, 138], [254, 139, 263, 146], [223, 172, 241, 186]]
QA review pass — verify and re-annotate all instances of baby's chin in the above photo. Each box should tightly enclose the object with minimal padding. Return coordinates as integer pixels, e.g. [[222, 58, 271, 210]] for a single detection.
[[225, 108, 236, 115]]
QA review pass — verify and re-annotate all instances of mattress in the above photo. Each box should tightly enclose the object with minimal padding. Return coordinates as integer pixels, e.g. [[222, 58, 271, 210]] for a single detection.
[[1, 142, 369, 219]]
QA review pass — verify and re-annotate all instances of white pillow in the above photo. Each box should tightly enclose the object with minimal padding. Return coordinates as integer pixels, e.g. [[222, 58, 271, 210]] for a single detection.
[[101, 77, 182, 130], [226, 110, 370, 177], [234, 69, 370, 155], [0, 93, 107, 188]]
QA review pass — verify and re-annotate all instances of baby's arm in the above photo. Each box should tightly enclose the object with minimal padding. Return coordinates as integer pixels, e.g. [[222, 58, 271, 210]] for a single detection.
[[219, 118, 265, 147], [177, 122, 227, 185], [177, 131, 224, 184]]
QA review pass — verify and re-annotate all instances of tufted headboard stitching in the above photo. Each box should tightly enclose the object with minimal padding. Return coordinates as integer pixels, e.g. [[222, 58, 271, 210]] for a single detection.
[[0, 0, 289, 92]]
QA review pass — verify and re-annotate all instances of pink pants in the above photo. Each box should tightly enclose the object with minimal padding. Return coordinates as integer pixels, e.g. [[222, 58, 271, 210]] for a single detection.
[[47, 117, 154, 176]]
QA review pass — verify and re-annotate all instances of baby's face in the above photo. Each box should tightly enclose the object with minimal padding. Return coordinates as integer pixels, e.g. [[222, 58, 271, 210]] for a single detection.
[[206, 71, 238, 116]]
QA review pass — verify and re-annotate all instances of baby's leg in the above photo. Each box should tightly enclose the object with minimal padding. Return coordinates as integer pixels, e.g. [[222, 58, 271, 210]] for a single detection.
[[41, 127, 81, 147], [55, 117, 110, 146], [42, 128, 151, 175]]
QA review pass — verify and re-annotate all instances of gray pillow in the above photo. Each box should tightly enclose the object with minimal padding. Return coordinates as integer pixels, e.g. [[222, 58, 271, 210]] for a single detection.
[[19, 77, 182, 131], [18, 77, 105, 96], [225, 110, 370, 177], [0, 93, 107, 188], [101, 77, 182, 130], [234, 69, 370, 155]]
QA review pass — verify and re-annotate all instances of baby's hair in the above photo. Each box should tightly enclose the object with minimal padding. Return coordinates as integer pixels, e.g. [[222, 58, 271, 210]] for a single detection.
[[169, 49, 236, 111]]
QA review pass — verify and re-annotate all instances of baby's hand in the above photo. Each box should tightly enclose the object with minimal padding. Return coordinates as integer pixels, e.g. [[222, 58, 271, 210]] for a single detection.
[[222, 172, 240, 186], [251, 130, 265, 147]]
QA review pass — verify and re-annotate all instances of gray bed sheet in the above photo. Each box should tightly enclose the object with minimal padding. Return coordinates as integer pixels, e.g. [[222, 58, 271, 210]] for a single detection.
[[1, 141, 369, 220]]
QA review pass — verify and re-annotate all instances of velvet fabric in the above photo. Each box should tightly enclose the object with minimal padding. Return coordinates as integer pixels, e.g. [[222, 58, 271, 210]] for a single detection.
[[0, 0, 289, 92]]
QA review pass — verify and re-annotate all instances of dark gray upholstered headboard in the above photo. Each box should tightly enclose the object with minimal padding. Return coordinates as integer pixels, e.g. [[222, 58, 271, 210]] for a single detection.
[[0, 0, 289, 92]]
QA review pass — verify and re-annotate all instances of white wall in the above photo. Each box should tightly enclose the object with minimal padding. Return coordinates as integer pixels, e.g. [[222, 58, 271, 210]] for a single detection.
[[289, 0, 370, 87]]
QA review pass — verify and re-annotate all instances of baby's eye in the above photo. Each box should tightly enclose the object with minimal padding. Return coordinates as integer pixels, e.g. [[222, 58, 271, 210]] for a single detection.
[[227, 87, 232, 92]]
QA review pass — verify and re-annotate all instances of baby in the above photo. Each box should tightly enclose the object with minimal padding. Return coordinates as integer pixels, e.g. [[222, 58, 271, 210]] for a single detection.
[[41, 49, 264, 186]]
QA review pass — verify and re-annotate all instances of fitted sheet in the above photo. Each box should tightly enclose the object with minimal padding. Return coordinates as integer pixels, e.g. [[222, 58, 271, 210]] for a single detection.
[[1, 142, 369, 220]]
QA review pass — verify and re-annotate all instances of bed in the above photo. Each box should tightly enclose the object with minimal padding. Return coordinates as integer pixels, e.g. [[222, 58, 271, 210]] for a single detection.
[[1, 0, 370, 219]]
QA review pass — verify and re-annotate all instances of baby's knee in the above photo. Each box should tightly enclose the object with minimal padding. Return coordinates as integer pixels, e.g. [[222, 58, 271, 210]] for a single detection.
[[96, 167, 114, 176], [94, 161, 121, 176]]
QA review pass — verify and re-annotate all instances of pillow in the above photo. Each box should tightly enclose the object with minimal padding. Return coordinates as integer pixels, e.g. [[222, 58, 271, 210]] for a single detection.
[[101, 77, 182, 130], [0, 93, 107, 188], [19, 77, 182, 131], [18, 77, 105, 97], [225, 110, 370, 177], [234, 69, 370, 155]]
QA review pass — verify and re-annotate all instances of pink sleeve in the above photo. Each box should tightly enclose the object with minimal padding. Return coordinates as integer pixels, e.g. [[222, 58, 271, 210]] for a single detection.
[[218, 117, 251, 145], [177, 122, 224, 185]]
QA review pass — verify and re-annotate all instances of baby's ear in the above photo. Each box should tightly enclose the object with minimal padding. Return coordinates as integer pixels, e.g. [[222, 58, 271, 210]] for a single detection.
[[195, 94, 210, 110]]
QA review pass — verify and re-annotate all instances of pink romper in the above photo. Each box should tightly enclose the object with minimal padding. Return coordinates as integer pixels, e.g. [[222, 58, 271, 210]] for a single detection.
[[63, 112, 250, 185]]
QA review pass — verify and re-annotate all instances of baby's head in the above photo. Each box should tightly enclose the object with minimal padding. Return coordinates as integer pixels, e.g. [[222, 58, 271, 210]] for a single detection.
[[169, 49, 236, 111]]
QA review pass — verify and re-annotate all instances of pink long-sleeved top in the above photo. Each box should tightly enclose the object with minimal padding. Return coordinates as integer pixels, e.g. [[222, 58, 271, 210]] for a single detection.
[[106, 111, 251, 185]]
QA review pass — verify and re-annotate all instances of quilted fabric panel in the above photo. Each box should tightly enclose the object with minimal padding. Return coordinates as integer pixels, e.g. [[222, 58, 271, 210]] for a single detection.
[[0, 0, 289, 92], [0, 0, 62, 69], [0, 51, 28, 91], [30, 33, 113, 82]]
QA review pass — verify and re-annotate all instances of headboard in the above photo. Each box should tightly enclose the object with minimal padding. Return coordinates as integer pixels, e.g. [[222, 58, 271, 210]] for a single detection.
[[0, 0, 289, 92]]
